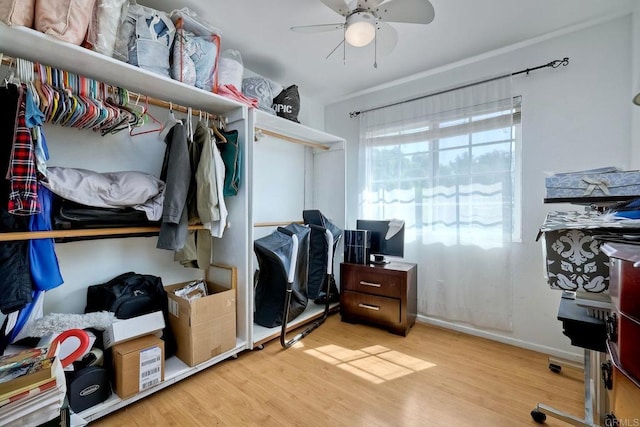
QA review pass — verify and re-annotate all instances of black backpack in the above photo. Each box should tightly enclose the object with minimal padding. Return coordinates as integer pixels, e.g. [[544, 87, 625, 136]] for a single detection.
[[85, 272, 176, 359]]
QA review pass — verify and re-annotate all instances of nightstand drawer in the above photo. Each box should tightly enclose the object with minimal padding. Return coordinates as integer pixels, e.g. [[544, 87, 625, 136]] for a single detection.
[[342, 266, 403, 298], [341, 291, 401, 325]]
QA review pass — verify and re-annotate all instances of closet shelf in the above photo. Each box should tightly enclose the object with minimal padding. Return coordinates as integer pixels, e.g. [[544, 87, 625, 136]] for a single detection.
[[0, 24, 245, 115], [0, 225, 206, 241], [253, 110, 345, 148]]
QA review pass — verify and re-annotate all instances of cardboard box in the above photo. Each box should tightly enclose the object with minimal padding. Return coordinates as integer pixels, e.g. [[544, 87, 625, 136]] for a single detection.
[[112, 335, 164, 399], [103, 311, 165, 349], [166, 264, 236, 366]]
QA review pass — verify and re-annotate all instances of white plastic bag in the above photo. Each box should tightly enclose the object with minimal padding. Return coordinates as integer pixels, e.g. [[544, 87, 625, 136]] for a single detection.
[[218, 49, 243, 91]]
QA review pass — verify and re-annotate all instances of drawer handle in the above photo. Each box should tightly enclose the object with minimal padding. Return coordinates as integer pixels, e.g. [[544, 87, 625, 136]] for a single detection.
[[358, 303, 380, 311], [360, 281, 381, 288]]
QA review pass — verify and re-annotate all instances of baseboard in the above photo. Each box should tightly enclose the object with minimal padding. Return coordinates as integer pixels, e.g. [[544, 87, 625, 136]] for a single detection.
[[416, 315, 582, 363]]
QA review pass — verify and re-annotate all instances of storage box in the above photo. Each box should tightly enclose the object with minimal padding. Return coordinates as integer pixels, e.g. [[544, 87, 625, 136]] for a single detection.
[[165, 264, 236, 366], [103, 311, 165, 349], [112, 335, 164, 399], [538, 211, 611, 294], [545, 167, 640, 200]]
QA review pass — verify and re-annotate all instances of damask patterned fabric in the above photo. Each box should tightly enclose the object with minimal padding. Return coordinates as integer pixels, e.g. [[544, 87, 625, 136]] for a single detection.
[[539, 211, 640, 293]]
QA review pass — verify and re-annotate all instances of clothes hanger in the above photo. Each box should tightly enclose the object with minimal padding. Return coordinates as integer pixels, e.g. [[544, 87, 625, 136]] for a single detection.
[[130, 96, 164, 137], [72, 75, 96, 129], [3, 58, 16, 87], [187, 106, 193, 141], [211, 116, 227, 143], [158, 101, 180, 141]]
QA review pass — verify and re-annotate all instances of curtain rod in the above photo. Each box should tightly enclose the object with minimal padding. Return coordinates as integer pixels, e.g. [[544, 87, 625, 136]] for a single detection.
[[0, 55, 222, 121], [349, 57, 569, 118]]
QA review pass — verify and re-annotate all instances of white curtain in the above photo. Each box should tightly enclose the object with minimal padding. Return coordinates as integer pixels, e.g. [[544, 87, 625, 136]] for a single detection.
[[358, 76, 518, 331]]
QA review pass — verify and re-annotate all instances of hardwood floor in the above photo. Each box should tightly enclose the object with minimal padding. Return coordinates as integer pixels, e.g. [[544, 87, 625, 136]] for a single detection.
[[90, 315, 584, 426]]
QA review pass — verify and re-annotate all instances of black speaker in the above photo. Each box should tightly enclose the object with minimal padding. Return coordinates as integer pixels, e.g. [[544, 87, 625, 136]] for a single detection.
[[65, 366, 111, 413], [344, 230, 370, 264]]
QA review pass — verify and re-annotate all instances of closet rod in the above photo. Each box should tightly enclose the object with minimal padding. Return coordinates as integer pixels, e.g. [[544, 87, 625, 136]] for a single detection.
[[254, 221, 303, 228], [0, 224, 207, 241], [254, 128, 330, 151], [0, 55, 223, 122]]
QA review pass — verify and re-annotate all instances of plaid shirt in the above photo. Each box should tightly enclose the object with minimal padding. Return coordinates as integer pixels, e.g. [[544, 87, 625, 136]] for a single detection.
[[8, 85, 39, 215]]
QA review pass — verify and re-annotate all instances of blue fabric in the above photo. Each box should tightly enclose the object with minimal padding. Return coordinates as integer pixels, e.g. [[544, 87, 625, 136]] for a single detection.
[[28, 184, 64, 291], [8, 290, 43, 343], [128, 7, 175, 77], [25, 89, 45, 128]]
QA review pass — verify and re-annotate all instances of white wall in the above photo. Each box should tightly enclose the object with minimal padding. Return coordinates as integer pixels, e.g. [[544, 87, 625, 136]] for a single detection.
[[324, 16, 633, 358], [41, 110, 205, 315]]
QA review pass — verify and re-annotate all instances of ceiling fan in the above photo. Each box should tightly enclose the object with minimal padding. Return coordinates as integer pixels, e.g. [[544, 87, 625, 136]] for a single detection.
[[291, 0, 435, 66]]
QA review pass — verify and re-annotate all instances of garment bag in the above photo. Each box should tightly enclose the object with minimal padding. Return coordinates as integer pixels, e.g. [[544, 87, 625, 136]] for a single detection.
[[303, 210, 343, 300], [254, 223, 310, 328]]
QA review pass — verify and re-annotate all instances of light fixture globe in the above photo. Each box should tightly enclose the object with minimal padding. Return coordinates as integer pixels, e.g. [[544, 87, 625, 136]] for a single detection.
[[345, 12, 376, 47]]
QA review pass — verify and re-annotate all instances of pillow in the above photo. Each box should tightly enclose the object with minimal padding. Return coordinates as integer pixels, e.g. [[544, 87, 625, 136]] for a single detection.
[[242, 76, 275, 114], [272, 85, 300, 123], [43, 167, 164, 209]]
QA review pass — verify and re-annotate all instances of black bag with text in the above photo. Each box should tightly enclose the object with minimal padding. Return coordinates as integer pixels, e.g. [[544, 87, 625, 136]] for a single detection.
[[84, 272, 176, 358]]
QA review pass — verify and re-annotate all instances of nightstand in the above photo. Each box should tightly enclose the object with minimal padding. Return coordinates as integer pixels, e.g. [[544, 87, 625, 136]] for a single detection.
[[340, 261, 417, 336]]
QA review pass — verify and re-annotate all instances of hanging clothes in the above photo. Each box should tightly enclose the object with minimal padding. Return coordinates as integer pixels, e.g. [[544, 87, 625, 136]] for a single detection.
[[157, 122, 190, 250], [0, 84, 33, 314], [8, 84, 39, 216], [23, 87, 64, 291], [28, 184, 64, 291], [174, 121, 210, 268], [209, 134, 228, 238], [194, 120, 228, 235], [217, 129, 241, 197]]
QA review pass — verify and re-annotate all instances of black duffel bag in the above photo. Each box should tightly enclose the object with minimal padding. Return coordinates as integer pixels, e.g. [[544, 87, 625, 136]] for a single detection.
[[85, 272, 176, 359]]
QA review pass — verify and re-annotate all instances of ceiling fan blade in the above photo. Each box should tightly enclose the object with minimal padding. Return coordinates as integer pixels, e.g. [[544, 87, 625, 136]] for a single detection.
[[354, 0, 384, 8], [377, 0, 435, 24], [319, 0, 352, 16], [375, 21, 398, 56], [291, 23, 345, 33]]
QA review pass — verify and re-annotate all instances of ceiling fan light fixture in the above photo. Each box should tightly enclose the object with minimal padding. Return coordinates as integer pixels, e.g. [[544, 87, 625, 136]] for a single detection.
[[345, 12, 376, 47]]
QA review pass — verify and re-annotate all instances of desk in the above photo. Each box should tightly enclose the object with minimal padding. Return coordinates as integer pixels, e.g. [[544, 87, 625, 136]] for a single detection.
[[531, 296, 608, 426]]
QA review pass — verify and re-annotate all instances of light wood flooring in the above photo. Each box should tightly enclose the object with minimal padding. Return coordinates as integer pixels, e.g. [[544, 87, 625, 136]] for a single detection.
[[90, 315, 584, 426]]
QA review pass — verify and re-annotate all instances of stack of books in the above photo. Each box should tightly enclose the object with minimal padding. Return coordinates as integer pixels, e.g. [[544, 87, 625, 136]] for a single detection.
[[0, 346, 67, 427]]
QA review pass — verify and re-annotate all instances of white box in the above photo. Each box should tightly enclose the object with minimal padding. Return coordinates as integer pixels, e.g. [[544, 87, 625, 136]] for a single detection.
[[103, 311, 165, 349]]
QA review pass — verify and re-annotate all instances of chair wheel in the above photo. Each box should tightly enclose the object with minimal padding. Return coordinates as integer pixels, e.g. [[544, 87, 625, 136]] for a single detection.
[[548, 363, 562, 374], [531, 409, 546, 424]]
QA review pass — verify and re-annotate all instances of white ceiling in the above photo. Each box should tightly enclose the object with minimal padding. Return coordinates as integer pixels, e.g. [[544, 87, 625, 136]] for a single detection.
[[145, 0, 635, 105]]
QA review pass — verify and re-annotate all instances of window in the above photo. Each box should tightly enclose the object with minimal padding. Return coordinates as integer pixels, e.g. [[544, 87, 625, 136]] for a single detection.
[[358, 76, 517, 331], [361, 98, 521, 249]]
